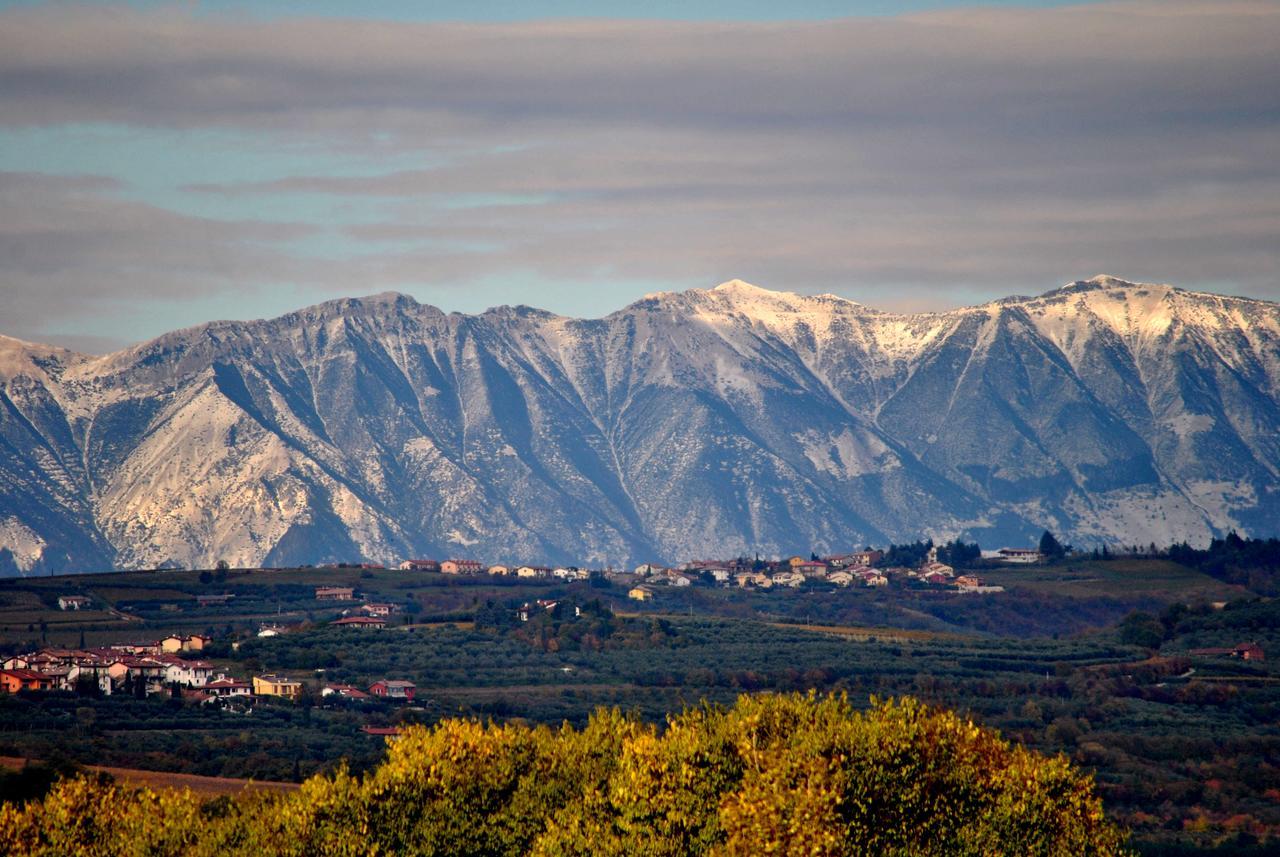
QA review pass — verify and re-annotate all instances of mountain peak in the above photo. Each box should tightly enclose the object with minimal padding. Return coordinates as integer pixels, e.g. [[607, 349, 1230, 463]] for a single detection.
[[711, 279, 772, 294], [1043, 275, 1175, 298]]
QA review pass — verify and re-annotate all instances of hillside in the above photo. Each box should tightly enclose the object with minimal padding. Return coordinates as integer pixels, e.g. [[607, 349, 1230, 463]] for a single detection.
[[2, 276, 1278, 572]]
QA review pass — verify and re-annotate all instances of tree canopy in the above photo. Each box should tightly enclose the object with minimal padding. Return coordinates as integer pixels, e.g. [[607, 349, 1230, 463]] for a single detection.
[[0, 693, 1127, 856]]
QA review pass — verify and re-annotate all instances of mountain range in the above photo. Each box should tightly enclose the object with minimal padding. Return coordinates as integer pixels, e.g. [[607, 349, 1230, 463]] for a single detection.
[[2, 275, 1278, 575]]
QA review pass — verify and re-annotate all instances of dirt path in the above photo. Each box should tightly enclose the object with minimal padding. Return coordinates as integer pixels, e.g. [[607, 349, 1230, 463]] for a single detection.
[[0, 756, 299, 796]]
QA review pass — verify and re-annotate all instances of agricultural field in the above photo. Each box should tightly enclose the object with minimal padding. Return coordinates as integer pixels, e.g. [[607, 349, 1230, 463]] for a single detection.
[[0, 559, 1276, 853]]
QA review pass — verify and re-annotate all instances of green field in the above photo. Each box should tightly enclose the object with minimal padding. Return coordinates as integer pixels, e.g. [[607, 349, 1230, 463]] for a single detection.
[[982, 559, 1246, 600]]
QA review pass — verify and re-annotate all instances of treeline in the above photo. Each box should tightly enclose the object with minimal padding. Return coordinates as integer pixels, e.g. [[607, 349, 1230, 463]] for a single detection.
[[476, 598, 678, 652], [876, 538, 983, 569], [0, 693, 1126, 856]]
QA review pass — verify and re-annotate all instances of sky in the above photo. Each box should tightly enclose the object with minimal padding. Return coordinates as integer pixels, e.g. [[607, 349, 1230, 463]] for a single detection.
[[1, 1, 1278, 353]]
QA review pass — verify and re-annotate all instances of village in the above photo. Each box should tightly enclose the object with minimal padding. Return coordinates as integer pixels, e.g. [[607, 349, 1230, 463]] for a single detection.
[[0, 544, 1011, 703], [395, 543, 1031, 601], [0, 619, 417, 724]]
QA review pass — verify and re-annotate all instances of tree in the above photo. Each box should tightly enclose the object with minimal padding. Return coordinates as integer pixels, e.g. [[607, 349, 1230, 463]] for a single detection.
[[0, 694, 1128, 856], [1039, 530, 1065, 559], [1119, 611, 1164, 649]]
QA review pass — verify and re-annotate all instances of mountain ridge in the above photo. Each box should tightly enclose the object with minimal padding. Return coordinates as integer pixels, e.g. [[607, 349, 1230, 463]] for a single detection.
[[2, 276, 1277, 574]]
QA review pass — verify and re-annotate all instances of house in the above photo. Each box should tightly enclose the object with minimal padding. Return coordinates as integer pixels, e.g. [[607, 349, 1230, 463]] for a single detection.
[[361, 603, 400, 618], [787, 556, 809, 569], [440, 559, 483, 574], [516, 565, 551, 578], [864, 573, 889, 587], [670, 574, 693, 587], [257, 626, 282, 637], [399, 559, 440, 572], [195, 593, 235, 606], [161, 634, 210, 653], [628, 586, 654, 602], [848, 550, 884, 567], [332, 616, 386, 629], [111, 640, 163, 656], [920, 561, 954, 577], [994, 548, 1042, 564], [634, 563, 659, 576], [793, 561, 829, 577], [57, 595, 91, 611], [954, 575, 983, 590], [0, 669, 57, 693], [369, 679, 416, 701], [488, 565, 511, 576], [315, 586, 356, 601], [253, 674, 303, 700], [826, 571, 855, 587], [734, 572, 773, 589], [1191, 643, 1266, 661], [922, 571, 950, 585], [771, 571, 806, 588], [1235, 643, 1265, 661], [204, 678, 252, 698], [322, 683, 371, 700], [157, 656, 217, 687]]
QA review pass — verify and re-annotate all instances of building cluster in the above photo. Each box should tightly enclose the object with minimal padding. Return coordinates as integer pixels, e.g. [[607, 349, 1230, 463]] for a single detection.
[[392, 543, 1038, 596], [627, 547, 1005, 600], [0, 634, 217, 696], [0, 631, 418, 707], [399, 559, 594, 580]]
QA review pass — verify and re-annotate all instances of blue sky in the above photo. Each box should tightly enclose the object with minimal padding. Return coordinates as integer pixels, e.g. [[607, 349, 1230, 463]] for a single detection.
[[1, 1, 1278, 351]]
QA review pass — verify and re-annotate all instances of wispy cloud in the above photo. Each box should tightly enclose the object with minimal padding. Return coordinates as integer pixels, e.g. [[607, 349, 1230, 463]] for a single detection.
[[0, 1, 1277, 348]]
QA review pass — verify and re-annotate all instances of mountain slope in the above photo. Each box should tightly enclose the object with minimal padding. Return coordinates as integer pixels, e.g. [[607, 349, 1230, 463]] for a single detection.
[[1, 277, 1276, 573]]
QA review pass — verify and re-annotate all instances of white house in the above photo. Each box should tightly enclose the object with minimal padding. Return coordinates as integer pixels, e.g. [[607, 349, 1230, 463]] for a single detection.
[[826, 571, 855, 587]]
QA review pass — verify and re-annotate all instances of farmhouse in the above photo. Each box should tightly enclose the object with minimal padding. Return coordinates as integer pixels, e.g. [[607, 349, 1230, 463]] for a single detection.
[[322, 683, 371, 700], [315, 586, 356, 601], [398, 559, 440, 572], [57, 595, 91, 611], [488, 565, 510, 576]]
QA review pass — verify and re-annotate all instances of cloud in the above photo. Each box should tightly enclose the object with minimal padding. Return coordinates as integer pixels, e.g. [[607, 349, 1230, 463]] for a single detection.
[[0, 1, 1277, 346]]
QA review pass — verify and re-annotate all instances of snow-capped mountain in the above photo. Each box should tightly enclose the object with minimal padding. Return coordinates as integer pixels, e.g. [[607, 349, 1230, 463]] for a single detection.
[[2, 276, 1277, 574]]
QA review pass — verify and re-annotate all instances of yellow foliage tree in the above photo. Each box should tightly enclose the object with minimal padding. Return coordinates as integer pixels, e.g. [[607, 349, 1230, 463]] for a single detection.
[[0, 694, 1128, 856]]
